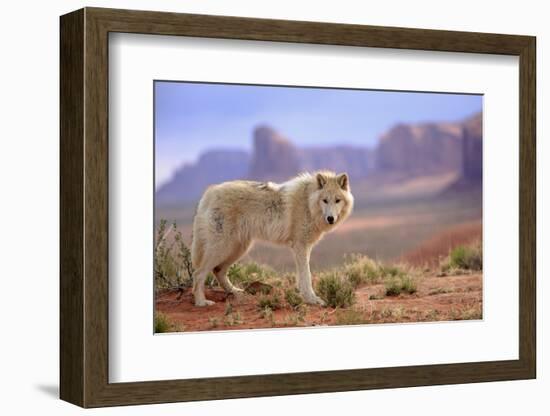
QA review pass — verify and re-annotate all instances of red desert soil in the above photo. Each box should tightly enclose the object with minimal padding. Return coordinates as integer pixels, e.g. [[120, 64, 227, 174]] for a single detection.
[[156, 273, 482, 333]]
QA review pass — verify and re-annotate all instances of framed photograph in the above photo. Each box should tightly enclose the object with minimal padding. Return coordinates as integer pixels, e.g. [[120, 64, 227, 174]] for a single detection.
[[60, 7, 536, 408]]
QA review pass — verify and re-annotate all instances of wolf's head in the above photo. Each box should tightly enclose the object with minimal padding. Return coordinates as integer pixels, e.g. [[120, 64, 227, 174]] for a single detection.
[[309, 171, 354, 228]]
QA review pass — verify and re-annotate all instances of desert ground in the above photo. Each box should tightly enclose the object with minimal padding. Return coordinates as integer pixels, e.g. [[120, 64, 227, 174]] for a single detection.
[[156, 273, 481, 332], [154, 175, 482, 333]]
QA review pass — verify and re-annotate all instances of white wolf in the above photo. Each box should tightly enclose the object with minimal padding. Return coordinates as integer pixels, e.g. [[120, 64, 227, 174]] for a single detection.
[[191, 171, 354, 306]]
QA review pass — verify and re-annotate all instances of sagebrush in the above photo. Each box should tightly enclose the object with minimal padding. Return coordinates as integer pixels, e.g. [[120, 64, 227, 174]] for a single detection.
[[154, 219, 194, 291], [316, 272, 356, 308], [441, 240, 483, 273]]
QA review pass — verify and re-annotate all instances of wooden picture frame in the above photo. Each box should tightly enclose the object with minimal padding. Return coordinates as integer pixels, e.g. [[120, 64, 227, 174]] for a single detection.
[[60, 7, 536, 408]]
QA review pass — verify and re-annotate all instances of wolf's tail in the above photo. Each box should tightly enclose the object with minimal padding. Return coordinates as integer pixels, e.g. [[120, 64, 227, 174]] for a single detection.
[[191, 223, 204, 270]]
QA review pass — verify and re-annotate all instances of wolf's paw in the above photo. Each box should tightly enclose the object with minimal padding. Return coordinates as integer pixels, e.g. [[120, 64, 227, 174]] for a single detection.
[[195, 299, 215, 307], [303, 294, 326, 307]]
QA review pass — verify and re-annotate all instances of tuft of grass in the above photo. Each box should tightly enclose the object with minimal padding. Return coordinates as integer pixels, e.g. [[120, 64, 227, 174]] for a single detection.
[[343, 254, 380, 287], [260, 306, 276, 326], [342, 254, 409, 288], [385, 280, 403, 297], [154, 312, 182, 333], [448, 308, 460, 320], [461, 306, 482, 320], [450, 243, 482, 270], [316, 272, 356, 308], [208, 316, 219, 328], [376, 306, 406, 321], [154, 313, 171, 333], [319, 310, 330, 324], [335, 308, 368, 325], [441, 241, 482, 273], [384, 275, 417, 296], [424, 309, 441, 321], [224, 311, 243, 326], [257, 292, 282, 310], [379, 307, 393, 319], [284, 288, 304, 309], [392, 306, 405, 320], [228, 262, 275, 288]]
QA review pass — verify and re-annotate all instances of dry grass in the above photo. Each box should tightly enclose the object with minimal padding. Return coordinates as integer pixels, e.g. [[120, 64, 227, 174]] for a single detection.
[[154, 312, 183, 333], [316, 272, 356, 308], [439, 240, 483, 275]]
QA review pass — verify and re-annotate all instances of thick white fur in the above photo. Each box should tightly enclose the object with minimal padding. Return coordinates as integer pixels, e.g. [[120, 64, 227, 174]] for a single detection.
[[191, 171, 354, 306]]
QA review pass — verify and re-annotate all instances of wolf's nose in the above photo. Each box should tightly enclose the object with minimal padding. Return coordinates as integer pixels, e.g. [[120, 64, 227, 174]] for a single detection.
[[327, 216, 334, 224]]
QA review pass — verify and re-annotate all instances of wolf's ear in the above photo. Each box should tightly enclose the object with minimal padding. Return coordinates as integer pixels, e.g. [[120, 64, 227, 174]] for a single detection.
[[337, 173, 349, 190], [316, 173, 327, 189]]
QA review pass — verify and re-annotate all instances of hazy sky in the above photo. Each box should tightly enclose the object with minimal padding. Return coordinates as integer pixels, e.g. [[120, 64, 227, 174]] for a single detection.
[[155, 81, 482, 188]]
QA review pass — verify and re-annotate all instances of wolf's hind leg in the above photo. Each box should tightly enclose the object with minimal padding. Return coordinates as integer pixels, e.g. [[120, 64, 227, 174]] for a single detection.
[[214, 264, 243, 294], [213, 242, 251, 294]]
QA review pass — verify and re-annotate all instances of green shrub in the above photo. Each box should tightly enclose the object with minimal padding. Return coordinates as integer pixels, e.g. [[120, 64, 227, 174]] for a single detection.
[[385, 276, 417, 296], [257, 292, 282, 310], [154, 312, 181, 333], [335, 308, 368, 325], [154, 219, 194, 291], [343, 255, 380, 287], [316, 272, 356, 308], [461, 306, 482, 320], [448, 243, 482, 271], [342, 255, 408, 287], [384, 279, 402, 297], [228, 262, 275, 287], [284, 288, 304, 309], [401, 276, 417, 294]]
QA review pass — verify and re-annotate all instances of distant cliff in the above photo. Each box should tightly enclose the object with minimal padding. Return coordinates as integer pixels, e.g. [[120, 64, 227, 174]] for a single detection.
[[249, 125, 374, 181], [155, 150, 249, 205], [376, 122, 463, 175], [376, 113, 482, 183], [248, 126, 301, 181], [461, 112, 482, 182], [156, 112, 481, 205]]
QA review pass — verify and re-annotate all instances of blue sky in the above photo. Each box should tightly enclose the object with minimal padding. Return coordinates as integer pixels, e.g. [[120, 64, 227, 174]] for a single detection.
[[155, 81, 482, 188]]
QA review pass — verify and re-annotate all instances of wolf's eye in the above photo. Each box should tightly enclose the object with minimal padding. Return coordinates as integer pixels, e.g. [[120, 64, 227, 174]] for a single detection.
[[322, 199, 328, 204], [335, 199, 341, 203]]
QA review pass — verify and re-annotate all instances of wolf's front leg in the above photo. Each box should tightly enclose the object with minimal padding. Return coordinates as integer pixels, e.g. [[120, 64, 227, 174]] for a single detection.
[[292, 245, 325, 306]]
